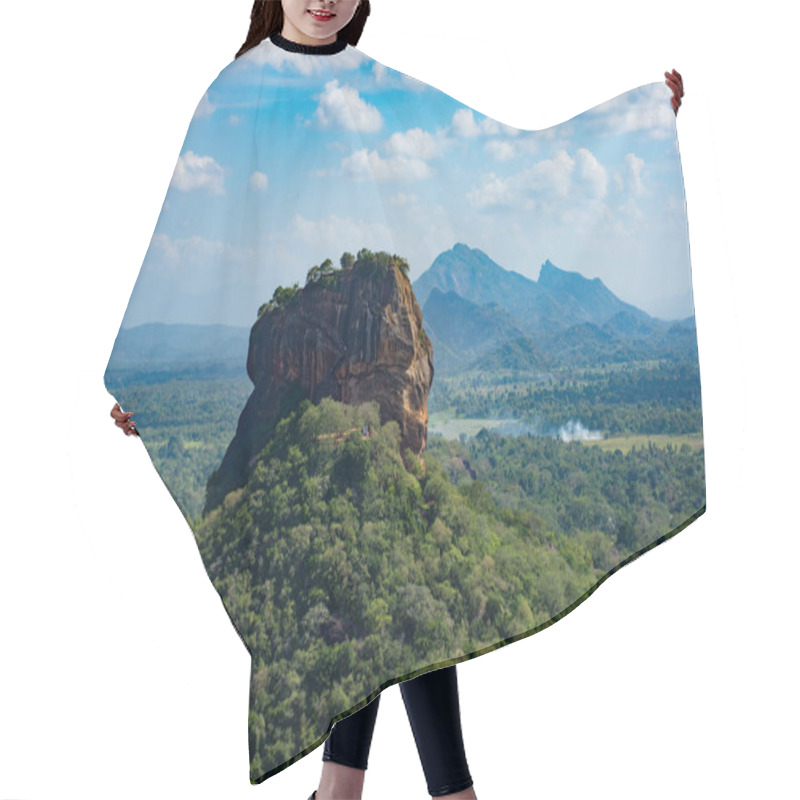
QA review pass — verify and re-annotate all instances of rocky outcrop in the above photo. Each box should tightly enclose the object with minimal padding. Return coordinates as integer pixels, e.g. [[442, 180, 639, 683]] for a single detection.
[[204, 251, 433, 515]]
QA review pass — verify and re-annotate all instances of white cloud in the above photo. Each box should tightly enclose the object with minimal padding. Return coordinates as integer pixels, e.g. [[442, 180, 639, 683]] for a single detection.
[[521, 149, 576, 199], [466, 172, 517, 209], [478, 117, 503, 136], [450, 108, 518, 139], [587, 82, 675, 139], [372, 62, 428, 92], [466, 147, 608, 209], [170, 151, 225, 194], [483, 132, 540, 162], [341, 148, 431, 182], [537, 121, 576, 141], [485, 139, 517, 161], [573, 148, 608, 199], [193, 91, 215, 119], [624, 153, 645, 196], [612, 153, 647, 196], [314, 79, 383, 132], [451, 108, 483, 138], [384, 127, 444, 160], [373, 62, 388, 85], [249, 171, 269, 191]]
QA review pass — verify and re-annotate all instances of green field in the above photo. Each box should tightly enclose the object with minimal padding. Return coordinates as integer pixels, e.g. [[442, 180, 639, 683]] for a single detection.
[[586, 432, 704, 454]]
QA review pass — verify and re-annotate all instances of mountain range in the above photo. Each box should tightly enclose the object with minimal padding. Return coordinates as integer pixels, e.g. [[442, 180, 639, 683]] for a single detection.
[[104, 242, 697, 387], [413, 243, 697, 374]]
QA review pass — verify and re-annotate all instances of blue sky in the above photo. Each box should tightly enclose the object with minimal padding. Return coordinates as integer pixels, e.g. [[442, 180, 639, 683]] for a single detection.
[[119, 37, 693, 328]]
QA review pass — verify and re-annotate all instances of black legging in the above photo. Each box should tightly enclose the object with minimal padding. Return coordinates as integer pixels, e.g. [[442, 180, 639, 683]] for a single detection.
[[323, 664, 474, 797]]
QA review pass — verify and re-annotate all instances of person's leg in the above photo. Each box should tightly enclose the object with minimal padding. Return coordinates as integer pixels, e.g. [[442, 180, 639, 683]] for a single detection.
[[316, 694, 381, 800], [400, 664, 476, 798]]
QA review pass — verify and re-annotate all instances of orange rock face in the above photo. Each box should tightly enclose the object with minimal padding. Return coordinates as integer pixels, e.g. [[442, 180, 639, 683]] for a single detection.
[[204, 255, 433, 515]]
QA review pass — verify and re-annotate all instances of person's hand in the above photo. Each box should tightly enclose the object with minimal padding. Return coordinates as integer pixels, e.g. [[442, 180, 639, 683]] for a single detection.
[[665, 69, 683, 116], [111, 402, 139, 436]]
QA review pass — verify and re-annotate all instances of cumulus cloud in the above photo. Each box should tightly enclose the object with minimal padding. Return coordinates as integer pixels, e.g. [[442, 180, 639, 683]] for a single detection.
[[170, 150, 226, 194], [314, 79, 383, 132], [481, 130, 539, 161], [522, 149, 576, 199], [372, 62, 387, 84], [587, 82, 675, 139], [249, 171, 269, 191], [485, 139, 517, 161], [624, 153, 645, 196], [192, 92, 215, 119], [466, 172, 517, 209], [384, 127, 444, 160], [466, 147, 607, 209], [451, 108, 485, 138], [341, 148, 431, 182], [612, 153, 647, 196], [372, 62, 428, 92], [450, 108, 518, 139], [573, 148, 608, 198]]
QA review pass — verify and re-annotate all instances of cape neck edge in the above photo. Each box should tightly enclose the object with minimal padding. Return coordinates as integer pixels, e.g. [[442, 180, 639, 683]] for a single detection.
[[269, 31, 349, 56]]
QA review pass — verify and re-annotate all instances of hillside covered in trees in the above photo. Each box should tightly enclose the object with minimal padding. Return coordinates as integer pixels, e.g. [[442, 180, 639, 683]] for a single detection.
[[192, 395, 704, 776]]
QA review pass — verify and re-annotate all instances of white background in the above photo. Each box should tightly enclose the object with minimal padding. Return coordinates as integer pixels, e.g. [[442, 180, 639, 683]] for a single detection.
[[1, 1, 796, 798]]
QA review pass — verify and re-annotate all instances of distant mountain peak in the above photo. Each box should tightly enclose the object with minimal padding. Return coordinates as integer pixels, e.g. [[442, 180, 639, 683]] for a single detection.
[[538, 258, 610, 291], [414, 244, 655, 343], [539, 258, 580, 281]]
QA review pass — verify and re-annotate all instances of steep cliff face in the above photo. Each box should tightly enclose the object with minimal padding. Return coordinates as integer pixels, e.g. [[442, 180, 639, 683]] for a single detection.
[[204, 255, 433, 515]]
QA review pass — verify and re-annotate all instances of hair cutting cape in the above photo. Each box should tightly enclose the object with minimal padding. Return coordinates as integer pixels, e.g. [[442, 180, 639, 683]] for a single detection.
[[104, 31, 706, 785]]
